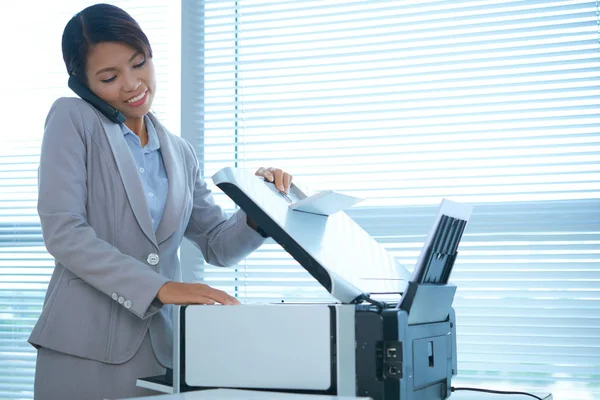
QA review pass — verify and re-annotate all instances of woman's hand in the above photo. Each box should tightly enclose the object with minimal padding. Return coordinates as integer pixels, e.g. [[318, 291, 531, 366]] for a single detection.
[[255, 167, 293, 194], [157, 281, 240, 305]]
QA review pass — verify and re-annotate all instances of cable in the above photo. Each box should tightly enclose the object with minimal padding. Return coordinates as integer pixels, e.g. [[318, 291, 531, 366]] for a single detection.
[[451, 386, 544, 400]]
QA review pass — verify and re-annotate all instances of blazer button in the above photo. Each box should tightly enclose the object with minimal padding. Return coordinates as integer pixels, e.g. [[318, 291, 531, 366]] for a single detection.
[[147, 253, 160, 266], [112, 293, 118, 301], [118, 296, 125, 304], [124, 300, 132, 309]]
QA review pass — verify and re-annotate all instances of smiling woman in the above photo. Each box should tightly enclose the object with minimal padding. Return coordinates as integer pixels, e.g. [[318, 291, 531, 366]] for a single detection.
[[27, 3, 291, 400], [62, 4, 157, 139], [85, 42, 156, 143], [0, 2, 183, 399]]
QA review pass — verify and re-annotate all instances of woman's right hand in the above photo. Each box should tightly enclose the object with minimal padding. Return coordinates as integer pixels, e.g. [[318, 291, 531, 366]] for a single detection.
[[156, 281, 240, 305]]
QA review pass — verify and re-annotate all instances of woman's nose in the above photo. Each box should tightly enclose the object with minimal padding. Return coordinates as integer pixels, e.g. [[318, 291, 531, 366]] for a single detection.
[[123, 71, 141, 92]]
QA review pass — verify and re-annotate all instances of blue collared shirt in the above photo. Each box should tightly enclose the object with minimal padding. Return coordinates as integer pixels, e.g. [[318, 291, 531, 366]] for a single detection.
[[121, 115, 169, 232]]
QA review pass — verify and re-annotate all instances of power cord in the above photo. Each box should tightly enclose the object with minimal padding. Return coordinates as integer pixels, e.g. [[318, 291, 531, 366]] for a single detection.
[[451, 386, 544, 400]]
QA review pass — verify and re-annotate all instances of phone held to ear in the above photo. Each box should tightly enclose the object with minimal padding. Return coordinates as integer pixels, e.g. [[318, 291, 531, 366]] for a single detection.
[[68, 76, 127, 124]]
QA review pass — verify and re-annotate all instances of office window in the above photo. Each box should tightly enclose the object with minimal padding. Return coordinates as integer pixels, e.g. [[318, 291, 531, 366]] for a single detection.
[[0, 1, 180, 398], [182, 1, 600, 399]]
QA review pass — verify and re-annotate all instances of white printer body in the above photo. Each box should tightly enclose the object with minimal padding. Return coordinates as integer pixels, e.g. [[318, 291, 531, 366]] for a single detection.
[[138, 167, 472, 400]]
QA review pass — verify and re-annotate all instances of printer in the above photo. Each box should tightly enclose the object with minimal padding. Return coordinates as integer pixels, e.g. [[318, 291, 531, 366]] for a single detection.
[[137, 167, 472, 400]]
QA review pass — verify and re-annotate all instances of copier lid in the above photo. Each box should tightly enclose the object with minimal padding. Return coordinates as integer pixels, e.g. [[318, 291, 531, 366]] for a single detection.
[[213, 167, 411, 304]]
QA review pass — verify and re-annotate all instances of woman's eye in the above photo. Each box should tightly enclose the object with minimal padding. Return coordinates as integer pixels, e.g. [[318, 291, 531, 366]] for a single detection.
[[101, 76, 117, 83], [133, 59, 146, 69]]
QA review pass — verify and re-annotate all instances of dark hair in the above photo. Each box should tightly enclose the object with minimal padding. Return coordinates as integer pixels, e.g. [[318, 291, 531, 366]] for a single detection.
[[62, 3, 153, 83]]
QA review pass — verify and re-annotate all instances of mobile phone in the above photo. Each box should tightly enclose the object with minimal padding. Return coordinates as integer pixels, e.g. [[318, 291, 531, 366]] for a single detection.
[[68, 76, 127, 124]]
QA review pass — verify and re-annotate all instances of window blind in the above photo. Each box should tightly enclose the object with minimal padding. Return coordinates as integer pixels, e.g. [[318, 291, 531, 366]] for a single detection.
[[182, 1, 600, 399], [0, 1, 180, 398]]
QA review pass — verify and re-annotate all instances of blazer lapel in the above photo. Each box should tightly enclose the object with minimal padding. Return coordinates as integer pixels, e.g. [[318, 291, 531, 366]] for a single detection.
[[150, 113, 186, 245], [101, 118, 158, 248]]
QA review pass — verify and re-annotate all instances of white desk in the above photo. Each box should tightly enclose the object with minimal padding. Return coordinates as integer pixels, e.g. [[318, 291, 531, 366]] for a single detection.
[[122, 389, 368, 399], [121, 388, 552, 400]]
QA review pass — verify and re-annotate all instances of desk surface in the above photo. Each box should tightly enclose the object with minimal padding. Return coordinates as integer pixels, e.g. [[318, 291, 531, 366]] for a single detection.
[[123, 389, 368, 399], [122, 388, 552, 400]]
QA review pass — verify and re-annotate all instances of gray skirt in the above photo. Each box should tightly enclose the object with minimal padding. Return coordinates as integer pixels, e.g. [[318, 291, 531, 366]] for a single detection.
[[34, 333, 166, 400]]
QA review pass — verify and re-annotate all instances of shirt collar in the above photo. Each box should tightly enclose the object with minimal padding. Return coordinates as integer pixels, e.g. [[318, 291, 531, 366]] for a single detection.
[[120, 114, 160, 152], [144, 115, 160, 152]]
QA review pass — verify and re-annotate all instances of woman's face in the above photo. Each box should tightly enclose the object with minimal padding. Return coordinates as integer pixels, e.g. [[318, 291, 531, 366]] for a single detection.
[[85, 41, 156, 120]]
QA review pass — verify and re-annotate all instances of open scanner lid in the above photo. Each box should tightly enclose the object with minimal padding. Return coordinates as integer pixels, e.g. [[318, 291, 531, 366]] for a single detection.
[[213, 167, 411, 304]]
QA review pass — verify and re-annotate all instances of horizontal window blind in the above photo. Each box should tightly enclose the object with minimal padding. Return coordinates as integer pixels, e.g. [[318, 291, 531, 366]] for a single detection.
[[183, 1, 600, 399], [0, 1, 180, 398]]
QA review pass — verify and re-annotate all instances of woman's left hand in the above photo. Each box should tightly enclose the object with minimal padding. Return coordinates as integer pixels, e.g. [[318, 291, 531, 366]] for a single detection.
[[255, 167, 293, 194]]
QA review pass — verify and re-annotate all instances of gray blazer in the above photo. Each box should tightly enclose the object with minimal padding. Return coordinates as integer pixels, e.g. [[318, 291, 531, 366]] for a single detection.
[[28, 97, 265, 367]]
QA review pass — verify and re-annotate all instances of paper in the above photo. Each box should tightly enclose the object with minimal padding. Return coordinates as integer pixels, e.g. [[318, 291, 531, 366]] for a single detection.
[[259, 177, 363, 216], [289, 190, 363, 216]]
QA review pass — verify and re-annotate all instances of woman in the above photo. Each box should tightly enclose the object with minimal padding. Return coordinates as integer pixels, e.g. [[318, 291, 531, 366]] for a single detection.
[[28, 4, 291, 399]]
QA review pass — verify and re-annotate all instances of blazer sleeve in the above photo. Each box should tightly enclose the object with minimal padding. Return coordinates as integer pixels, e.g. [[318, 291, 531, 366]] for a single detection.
[[183, 145, 266, 267], [37, 98, 169, 319]]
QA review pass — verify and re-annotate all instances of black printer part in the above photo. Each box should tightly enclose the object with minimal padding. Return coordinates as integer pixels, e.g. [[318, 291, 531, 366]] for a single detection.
[[416, 215, 467, 285]]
